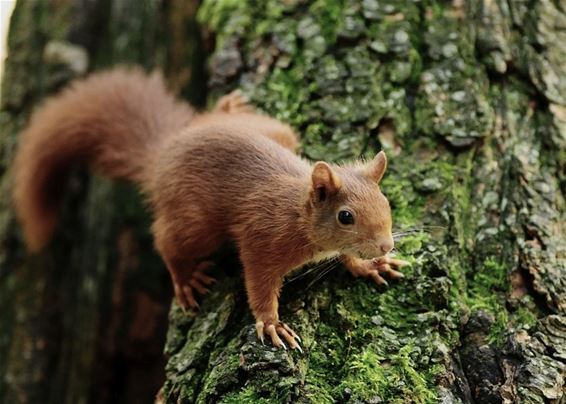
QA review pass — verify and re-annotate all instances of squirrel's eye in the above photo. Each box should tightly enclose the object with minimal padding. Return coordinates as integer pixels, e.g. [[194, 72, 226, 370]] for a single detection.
[[338, 210, 355, 225]]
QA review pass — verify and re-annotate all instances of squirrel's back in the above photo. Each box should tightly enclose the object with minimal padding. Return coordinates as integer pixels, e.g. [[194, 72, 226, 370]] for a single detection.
[[149, 123, 309, 214], [13, 67, 193, 251]]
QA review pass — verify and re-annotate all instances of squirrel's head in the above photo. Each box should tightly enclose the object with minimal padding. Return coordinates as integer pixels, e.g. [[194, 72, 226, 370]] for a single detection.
[[307, 151, 393, 259]]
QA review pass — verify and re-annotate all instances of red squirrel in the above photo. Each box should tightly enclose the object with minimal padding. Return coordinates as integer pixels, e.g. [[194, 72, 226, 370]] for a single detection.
[[12, 67, 407, 351]]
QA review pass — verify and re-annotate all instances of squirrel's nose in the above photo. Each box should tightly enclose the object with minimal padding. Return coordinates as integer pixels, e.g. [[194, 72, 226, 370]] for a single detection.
[[380, 239, 393, 254]]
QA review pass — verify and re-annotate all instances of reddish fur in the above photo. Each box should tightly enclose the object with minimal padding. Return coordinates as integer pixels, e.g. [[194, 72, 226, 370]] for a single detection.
[[12, 68, 394, 342]]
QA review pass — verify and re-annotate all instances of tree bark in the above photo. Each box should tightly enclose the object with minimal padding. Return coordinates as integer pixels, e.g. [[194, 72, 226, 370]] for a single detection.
[[161, 1, 566, 403], [0, 1, 204, 403], [1, 1, 565, 404]]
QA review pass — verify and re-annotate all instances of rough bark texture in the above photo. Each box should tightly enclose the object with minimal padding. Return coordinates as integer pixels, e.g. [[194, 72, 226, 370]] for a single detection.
[[161, 1, 566, 403], [0, 1, 205, 403], [0, 1, 565, 404]]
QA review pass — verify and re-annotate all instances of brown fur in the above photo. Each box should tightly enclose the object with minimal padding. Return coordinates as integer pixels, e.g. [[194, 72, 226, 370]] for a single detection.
[[12, 68, 397, 349], [13, 67, 194, 250]]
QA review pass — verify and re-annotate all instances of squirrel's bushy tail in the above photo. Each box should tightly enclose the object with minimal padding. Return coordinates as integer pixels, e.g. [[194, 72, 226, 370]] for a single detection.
[[13, 67, 193, 251]]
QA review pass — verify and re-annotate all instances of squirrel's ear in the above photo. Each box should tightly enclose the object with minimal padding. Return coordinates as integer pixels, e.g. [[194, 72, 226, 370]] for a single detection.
[[311, 162, 341, 202], [365, 151, 387, 183]]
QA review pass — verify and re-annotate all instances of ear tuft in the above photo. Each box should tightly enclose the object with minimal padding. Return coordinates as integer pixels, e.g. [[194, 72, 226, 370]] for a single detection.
[[366, 151, 387, 183], [311, 162, 341, 201]]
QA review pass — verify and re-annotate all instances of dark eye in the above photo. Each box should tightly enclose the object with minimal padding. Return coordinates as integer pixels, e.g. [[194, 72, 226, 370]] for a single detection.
[[338, 210, 355, 225]]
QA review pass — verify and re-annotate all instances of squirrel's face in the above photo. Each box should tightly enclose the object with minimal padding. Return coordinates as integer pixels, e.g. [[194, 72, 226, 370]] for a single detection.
[[309, 152, 394, 259]]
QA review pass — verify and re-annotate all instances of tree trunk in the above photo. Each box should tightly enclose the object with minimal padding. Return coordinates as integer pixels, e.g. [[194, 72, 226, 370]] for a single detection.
[[161, 1, 566, 403], [1, 1, 565, 404], [0, 1, 205, 403]]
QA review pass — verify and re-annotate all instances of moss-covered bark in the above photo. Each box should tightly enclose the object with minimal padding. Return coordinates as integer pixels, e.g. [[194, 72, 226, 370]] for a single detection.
[[161, 1, 566, 403], [0, 1, 204, 403]]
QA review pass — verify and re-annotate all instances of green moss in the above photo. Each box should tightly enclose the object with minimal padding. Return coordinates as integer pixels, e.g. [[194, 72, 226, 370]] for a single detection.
[[197, 338, 244, 402], [197, 0, 252, 49], [339, 347, 387, 401], [390, 346, 438, 403], [450, 153, 475, 251], [299, 258, 450, 401], [394, 233, 425, 256], [303, 321, 347, 401], [337, 344, 437, 403], [472, 258, 508, 291], [382, 175, 421, 229], [219, 387, 272, 404], [464, 248, 511, 344], [306, 262, 450, 402], [510, 303, 538, 330]]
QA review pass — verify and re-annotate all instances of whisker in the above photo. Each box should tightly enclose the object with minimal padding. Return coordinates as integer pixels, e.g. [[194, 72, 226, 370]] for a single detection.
[[285, 257, 340, 285], [392, 228, 434, 238], [307, 261, 340, 284], [392, 229, 425, 236], [307, 261, 341, 289], [393, 233, 420, 240], [392, 229, 420, 234], [393, 233, 418, 240], [392, 225, 446, 235]]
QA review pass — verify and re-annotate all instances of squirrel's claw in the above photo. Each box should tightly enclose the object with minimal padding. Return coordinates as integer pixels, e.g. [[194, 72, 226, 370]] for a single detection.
[[266, 324, 286, 349], [371, 256, 409, 280], [256, 320, 303, 353], [370, 271, 389, 286], [182, 286, 199, 308], [194, 262, 217, 284], [188, 278, 209, 295], [384, 267, 405, 279], [172, 264, 217, 312], [279, 322, 303, 351], [374, 263, 400, 281], [173, 283, 198, 309], [345, 254, 409, 290], [256, 321, 265, 344], [281, 322, 300, 341], [372, 256, 410, 269]]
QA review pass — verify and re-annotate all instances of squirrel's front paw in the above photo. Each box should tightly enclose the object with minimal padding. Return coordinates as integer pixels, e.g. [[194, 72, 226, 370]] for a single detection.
[[255, 319, 303, 353], [347, 255, 409, 287]]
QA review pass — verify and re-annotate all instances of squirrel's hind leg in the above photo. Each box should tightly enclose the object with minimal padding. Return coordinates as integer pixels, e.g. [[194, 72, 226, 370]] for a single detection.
[[166, 257, 216, 309], [214, 91, 299, 152], [259, 122, 299, 152], [213, 90, 255, 114], [153, 217, 221, 309]]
